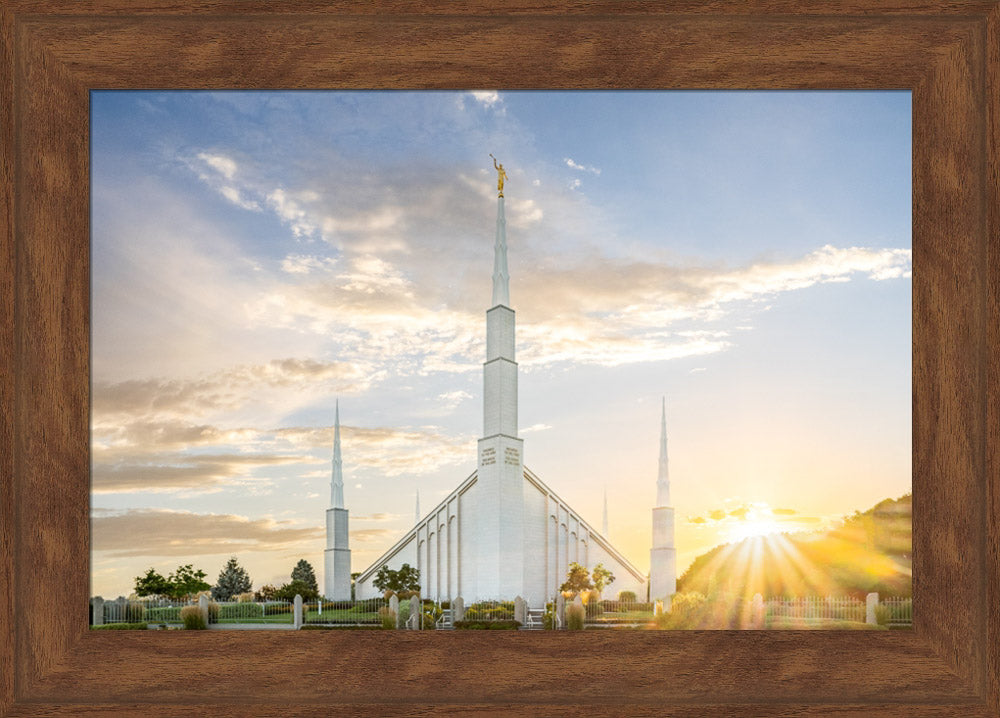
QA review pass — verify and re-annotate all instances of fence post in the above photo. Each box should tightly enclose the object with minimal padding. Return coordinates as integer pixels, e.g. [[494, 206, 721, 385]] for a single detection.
[[556, 594, 566, 628], [198, 594, 209, 626], [91, 598, 104, 626], [453, 596, 465, 623], [514, 596, 526, 625], [412, 593, 422, 630], [866, 592, 879, 625], [389, 594, 400, 628], [293, 594, 303, 629]]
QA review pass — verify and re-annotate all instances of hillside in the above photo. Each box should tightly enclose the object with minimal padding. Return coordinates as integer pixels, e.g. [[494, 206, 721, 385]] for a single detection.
[[677, 493, 912, 598]]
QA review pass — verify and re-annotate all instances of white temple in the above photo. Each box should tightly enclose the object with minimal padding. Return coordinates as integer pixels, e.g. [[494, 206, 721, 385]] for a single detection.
[[337, 160, 671, 606]]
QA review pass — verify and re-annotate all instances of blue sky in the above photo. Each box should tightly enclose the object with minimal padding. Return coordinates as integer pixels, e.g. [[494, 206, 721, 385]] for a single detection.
[[90, 90, 911, 598]]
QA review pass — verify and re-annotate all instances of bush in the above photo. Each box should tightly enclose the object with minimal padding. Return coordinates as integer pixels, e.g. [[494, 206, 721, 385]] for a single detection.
[[263, 602, 294, 616], [218, 603, 264, 619], [874, 603, 891, 626], [618, 590, 637, 603], [453, 620, 521, 630], [234, 592, 256, 603], [147, 606, 182, 622], [207, 601, 220, 623], [378, 606, 397, 630], [566, 604, 585, 630], [542, 609, 557, 630], [180, 605, 207, 630], [585, 599, 604, 619], [91, 622, 147, 630]]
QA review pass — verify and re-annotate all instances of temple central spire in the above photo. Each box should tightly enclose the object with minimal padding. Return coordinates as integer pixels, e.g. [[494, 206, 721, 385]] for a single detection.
[[657, 397, 670, 507], [490, 155, 510, 307], [331, 399, 344, 509]]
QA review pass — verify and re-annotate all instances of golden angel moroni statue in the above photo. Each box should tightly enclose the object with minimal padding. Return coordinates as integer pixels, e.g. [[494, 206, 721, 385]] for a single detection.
[[490, 154, 508, 197]]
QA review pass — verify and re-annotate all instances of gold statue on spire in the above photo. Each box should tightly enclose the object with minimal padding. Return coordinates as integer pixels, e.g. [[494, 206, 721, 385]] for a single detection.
[[490, 154, 507, 198]]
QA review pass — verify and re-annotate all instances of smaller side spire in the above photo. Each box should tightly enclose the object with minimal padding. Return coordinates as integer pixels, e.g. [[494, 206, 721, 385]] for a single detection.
[[331, 399, 345, 509]]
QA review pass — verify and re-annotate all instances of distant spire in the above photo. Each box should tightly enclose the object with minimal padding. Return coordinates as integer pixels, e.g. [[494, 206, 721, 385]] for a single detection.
[[656, 396, 670, 507], [331, 399, 344, 509], [491, 189, 510, 307], [602, 486, 609, 537], [415, 488, 420, 524]]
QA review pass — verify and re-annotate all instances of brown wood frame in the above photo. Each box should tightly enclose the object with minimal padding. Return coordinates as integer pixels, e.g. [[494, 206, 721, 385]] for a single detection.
[[2, 2, 998, 715]]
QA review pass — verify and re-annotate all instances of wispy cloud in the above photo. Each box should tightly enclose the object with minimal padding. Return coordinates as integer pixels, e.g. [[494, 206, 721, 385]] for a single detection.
[[470, 91, 501, 108], [91, 508, 323, 558], [564, 157, 601, 175]]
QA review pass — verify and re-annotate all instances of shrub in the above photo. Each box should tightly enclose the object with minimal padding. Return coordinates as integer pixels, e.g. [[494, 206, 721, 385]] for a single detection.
[[396, 590, 419, 600], [218, 603, 264, 619], [147, 606, 181, 622], [565, 604, 585, 630], [107, 602, 146, 623], [180, 605, 207, 630], [542, 608, 557, 630], [378, 606, 397, 630], [874, 603, 891, 626], [421, 611, 437, 630], [453, 620, 521, 630], [91, 622, 147, 630], [207, 601, 220, 623], [618, 590, 637, 603], [234, 592, 256, 603]]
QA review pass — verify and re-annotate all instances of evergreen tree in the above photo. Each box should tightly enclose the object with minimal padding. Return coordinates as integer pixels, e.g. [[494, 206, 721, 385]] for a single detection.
[[291, 559, 318, 593], [212, 556, 252, 601]]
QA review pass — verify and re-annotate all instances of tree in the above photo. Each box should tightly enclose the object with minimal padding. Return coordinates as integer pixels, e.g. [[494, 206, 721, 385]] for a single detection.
[[134, 567, 171, 597], [591, 563, 616, 595], [167, 564, 211, 600], [256, 584, 279, 602], [372, 563, 421, 594], [212, 557, 252, 601], [559, 562, 594, 596], [291, 559, 319, 594], [274, 579, 319, 602]]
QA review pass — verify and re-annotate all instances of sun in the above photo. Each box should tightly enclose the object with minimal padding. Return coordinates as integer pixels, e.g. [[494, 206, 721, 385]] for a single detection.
[[723, 503, 784, 543]]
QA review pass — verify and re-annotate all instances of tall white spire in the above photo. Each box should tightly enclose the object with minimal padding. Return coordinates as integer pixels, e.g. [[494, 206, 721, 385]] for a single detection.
[[649, 396, 676, 601], [656, 396, 670, 507], [331, 399, 344, 509], [476, 156, 525, 599], [491, 195, 510, 307], [324, 399, 351, 600], [602, 486, 609, 537]]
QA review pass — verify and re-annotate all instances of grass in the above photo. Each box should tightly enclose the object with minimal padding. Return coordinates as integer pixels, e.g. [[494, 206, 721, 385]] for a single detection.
[[766, 617, 887, 630], [90, 622, 147, 630]]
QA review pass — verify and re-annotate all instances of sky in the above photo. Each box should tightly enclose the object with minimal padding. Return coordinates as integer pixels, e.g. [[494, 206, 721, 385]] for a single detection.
[[90, 90, 912, 599]]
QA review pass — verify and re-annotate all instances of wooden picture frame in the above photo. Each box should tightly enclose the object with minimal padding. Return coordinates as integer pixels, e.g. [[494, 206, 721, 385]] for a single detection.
[[2, 2, 998, 715]]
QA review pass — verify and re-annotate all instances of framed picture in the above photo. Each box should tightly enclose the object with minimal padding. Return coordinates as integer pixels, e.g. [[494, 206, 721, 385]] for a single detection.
[[3, 3, 997, 716]]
